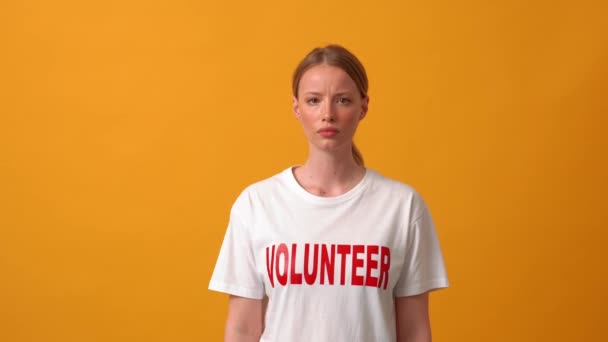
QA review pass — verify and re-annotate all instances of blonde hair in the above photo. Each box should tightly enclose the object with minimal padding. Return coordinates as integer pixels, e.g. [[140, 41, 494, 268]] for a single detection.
[[292, 44, 368, 166]]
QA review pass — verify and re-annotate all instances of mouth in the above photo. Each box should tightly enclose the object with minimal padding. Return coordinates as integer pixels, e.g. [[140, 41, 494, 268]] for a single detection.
[[318, 128, 339, 137]]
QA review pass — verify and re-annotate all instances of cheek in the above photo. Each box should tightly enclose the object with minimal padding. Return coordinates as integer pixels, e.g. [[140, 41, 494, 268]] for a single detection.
[[300, 115, 317, 132], [344, 109, 362, 125], [300, 110, 317, 124]]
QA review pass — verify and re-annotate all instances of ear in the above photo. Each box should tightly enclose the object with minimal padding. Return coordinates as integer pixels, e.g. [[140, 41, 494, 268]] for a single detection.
[[292, 96, 301, 120], [359, 96, 370, 120]]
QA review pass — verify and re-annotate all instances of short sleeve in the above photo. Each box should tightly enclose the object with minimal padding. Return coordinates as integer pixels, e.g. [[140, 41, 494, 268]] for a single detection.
[[393, 196, 449, 297], [208, 204, 265, 299]]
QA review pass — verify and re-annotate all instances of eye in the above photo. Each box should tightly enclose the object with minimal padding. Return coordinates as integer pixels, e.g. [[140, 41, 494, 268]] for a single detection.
[[306, 97, 320, 105], [337, 97, 351, 104]]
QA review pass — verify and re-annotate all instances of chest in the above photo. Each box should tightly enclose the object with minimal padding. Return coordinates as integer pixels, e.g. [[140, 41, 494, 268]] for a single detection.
[[248, 200, 412, 295]]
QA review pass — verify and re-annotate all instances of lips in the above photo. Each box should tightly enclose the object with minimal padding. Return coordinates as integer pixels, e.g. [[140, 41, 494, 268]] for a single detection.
[[318, 127, 339, 133], [318, 127, 339, 137]]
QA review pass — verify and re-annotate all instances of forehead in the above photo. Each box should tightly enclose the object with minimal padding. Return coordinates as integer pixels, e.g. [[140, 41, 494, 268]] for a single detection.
[[299, 64, 357, 91]]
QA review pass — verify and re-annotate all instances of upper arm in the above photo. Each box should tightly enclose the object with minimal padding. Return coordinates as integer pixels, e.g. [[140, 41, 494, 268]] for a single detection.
[[225, 295, 264, 342], [395, 292, 431, 342]]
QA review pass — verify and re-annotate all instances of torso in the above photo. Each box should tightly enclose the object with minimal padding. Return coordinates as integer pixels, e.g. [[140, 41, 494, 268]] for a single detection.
[[237, 168, 419, 341]]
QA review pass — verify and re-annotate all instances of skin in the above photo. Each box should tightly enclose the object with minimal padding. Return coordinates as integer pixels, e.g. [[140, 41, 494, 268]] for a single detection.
[[395, 292, 432, 342], [291, 63, 369, 196], [224, 63, 432, 342], [225, 296, 263, 342]]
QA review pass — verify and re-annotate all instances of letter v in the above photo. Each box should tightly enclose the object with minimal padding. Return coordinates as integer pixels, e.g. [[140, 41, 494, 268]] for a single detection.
[[266, 245, 275, 288]]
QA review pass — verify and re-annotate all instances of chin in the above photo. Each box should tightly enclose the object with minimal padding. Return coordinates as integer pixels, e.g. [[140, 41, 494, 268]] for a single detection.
[[313, 141, 349, 153]]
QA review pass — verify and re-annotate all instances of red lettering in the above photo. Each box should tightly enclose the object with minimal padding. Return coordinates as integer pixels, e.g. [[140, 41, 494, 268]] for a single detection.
[[290, 243, 302, 284], [351, 245, 365, 286], [268, 243, 390, 290], [337, 244, 351, 285], [304, 244, 319, 285], [365, 245, 379, 287], [378, 246, 390, 289], [320, 244, 335, 285], [275, 243, 289, 286], [266, 245, 275, 288]]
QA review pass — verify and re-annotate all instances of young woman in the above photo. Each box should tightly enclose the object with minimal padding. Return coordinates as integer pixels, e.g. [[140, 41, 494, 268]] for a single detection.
[[209, 44, 449, 342]]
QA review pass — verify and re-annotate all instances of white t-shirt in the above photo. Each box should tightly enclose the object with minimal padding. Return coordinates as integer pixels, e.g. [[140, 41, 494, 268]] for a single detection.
[[209, 167, 449, 342]]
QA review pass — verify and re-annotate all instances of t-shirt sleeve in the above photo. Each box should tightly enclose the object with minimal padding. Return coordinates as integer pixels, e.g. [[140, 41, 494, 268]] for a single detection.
[[393, 195, 449, 297], [208, 202, 265, 299]]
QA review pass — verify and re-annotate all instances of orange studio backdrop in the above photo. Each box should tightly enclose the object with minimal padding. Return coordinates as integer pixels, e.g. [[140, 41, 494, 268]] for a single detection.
[[1, 0, 606, 341]]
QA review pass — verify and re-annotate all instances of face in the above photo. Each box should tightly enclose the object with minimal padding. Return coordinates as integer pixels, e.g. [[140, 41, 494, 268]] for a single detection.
[[292, 64, 369, 154]]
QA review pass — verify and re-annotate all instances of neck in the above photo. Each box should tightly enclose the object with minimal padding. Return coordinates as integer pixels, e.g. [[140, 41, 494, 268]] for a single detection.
[[293, 143, 366, 197]]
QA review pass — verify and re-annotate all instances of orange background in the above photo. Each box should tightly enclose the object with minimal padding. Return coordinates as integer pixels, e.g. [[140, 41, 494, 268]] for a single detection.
[[1, 0, 607, 341]]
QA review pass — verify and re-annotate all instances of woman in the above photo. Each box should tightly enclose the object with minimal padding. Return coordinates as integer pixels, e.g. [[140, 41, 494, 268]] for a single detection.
[[209, 44, 449, 342]]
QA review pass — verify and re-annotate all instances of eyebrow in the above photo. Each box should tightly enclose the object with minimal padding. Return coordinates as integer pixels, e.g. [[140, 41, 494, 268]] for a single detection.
[[302, 91, 355, 96]]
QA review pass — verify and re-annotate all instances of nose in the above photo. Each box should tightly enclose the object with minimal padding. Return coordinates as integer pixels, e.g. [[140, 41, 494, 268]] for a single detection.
[[321, 101, 335, 122]]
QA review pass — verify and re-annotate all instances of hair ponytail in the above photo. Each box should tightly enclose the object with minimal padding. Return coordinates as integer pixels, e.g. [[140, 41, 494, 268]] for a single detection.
[[352, 143, 364, 167]]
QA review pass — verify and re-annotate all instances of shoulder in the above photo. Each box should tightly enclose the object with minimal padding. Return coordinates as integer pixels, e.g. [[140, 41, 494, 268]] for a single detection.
[[366, 169, 430, 218], [230, 167, 293, 213], [367, 169, 419, 198]]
